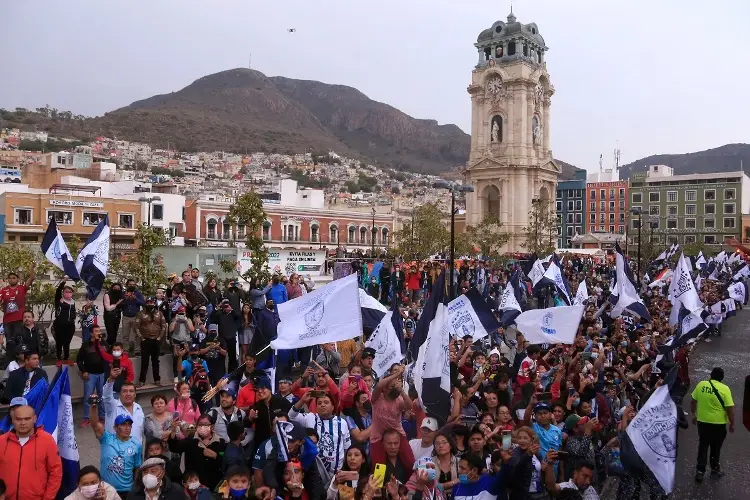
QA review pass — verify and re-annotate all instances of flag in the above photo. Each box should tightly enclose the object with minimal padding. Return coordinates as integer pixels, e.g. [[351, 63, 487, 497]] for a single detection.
[[0, 377, 50, 433], [527, 255, 546, 288], [272, 273, 362, 349], [654, 249, 668, 262], [359, 288, 387, 332], [624, 384, 678, 494], [715, 250, 727, 264], [446, 288, 500, 342], [75, 216, 110, 300], [366, 300, 406, 377], [41, 219, 80, 280], [733, 264, 750, 281], [409, 272, 446, 361], [728, 281, 747, 304], [572, 281, 589, 306], [695, 252, 707, 269], [668, 254, 703, 326], [611, 243, 652, 321], [37, 367, 80, 498], [412, 272, 451, 424], [661, 305, 708, 352], [514, 305, 584, 345], [497, 271, 523, 327], [541, 255, 572, 305]]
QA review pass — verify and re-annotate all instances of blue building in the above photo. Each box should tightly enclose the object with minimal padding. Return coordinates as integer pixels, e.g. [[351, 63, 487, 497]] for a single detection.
[[556, 170, 587, 248]]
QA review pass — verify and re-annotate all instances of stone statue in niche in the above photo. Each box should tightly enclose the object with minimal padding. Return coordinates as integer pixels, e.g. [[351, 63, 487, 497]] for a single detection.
[[491, 116, 502, 143], [532, 116, 540, 145], [534, 82, 544, 109]]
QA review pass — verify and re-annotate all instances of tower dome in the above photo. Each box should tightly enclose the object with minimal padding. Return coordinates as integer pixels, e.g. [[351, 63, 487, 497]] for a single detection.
[[473, 12, 548, 67]]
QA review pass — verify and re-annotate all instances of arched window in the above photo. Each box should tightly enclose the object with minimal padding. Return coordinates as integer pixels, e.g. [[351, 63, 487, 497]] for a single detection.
[[382, 227, 389, 246], [348, 226, 356, 243], [207, 218, 217, 239], [483, 185, 501, 219], [359, 227, 367, 244], [330, 224, 339, 245], [310, 223, 319, 243], [262, 221, 271, 241], [222, 221, 231, 240]]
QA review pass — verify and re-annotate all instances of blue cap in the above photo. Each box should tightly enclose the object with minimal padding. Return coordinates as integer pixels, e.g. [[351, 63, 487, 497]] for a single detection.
[[254, 376, 272, 390], [533, 402, 552, 413], [9, 397, 28, 408], [114, 414, 134, 426]]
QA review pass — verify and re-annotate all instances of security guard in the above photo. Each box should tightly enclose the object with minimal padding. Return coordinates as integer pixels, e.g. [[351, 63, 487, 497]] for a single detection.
[[691, 367, 735, 482]]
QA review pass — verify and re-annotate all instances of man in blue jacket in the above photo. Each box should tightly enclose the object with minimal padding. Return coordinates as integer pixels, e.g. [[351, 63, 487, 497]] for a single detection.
[[267, 275, 288, 311], [452, 452, 512, 500]]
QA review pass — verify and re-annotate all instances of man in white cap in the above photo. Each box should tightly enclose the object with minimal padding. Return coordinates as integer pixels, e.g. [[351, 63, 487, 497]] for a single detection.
[[129, 456, 186, 499], [409, 417, 439, 461]]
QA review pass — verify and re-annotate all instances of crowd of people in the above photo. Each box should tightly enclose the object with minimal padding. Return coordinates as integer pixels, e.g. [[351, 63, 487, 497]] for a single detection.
[[0, 248, 743, 500]]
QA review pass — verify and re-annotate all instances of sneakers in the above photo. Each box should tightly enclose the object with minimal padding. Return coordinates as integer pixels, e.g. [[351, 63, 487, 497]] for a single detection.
[[711, 467, 724, 478], [155, 380, 162, 386], [65, 359, 74, 366], [79, 419, 90, 428], [695, 471, 705, 483]]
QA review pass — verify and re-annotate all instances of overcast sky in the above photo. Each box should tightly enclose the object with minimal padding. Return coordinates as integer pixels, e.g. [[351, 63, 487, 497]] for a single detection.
[[2, 0, 748, 171]]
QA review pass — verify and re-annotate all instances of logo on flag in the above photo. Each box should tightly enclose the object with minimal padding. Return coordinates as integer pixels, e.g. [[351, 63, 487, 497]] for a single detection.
[[541, 312, 556, 335], [674, 271, 692, 298], [302, 300, 326, 339], [643, 413, 678, 459], [452, 310, 476, 338]]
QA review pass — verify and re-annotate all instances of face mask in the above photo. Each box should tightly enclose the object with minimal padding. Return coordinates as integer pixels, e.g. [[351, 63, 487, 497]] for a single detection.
[[620, 341, 628, 347], [112, 350, 122, 358], [142, 473, 159, 489], [197, 426, 212, 438], [573, 399, 581, 407], [589, 352, 598, 360], [230, 488, 248, 498], [426, 468, 438, 482], [458, 474, 470, 484], [188, 481, 201, 491], [80, 484, 100, 499]]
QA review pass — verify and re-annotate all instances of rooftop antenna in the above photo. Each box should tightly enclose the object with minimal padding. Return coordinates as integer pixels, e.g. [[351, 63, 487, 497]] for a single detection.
[[248, 53, 252, 69], [599, 154, 603, 173]]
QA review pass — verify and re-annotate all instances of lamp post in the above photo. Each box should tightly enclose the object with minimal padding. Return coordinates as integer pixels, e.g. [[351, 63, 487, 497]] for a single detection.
[[434, 180, 474, 299], [138, 196, 162, 226], [531, 196, 540, 254], [371, 205, 376, 257], [630, 207, 642, 278]]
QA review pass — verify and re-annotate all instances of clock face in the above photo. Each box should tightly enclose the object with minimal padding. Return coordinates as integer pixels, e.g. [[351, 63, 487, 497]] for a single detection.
[[487, 78, 503, 95]]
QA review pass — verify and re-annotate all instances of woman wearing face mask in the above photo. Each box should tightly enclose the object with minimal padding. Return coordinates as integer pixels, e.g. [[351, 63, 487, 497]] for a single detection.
[[54, 280, 77, 366], [406, 457, 445, 500], [167, 381, 201, 427], [328, 446, 369, 500], [103, 283, 124, 347], [65, 465, 120, 500], [506, 427, 547, 500], [168, 413, 227, 490]]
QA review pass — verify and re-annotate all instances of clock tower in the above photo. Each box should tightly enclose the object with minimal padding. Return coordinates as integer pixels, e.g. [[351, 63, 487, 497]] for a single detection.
[[464, 10, 560, 252]]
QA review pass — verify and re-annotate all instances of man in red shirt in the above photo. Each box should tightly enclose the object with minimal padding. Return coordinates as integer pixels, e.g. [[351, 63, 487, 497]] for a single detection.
[[516, 344, 541, 387], [0, 264, 36, 350]]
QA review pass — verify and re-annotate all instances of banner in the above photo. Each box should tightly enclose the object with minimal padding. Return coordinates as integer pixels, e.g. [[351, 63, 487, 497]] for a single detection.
[[572, 281, 589, 306], [41, 219, 79, 279], [728, 281, 747, 304], [542, 256, 572, 305], [446, 288, 500, 342], [366, 310, 405, 377], [611, 243, 651, 321], [514, 305, 584, 345], [75, 216, 110, 300], [237, 249, 326, 277], [272, 274, 362, 349], [413, 301, 452, 424], [359, 288, 387, 331], [625, 384, 677, 494]]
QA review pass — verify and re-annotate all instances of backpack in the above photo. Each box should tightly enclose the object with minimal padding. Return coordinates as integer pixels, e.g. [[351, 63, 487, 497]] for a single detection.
[[188, 360, 211, 397]]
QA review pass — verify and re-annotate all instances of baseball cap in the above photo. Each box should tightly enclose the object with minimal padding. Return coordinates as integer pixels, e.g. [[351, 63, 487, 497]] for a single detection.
[[288, 421, 307, 441], [15, 344, 30, 355], [420, 417, 439, 432], [115, 414, 134, 426], [533, 402, 552, 413], [221, 299, 231, 305], [254, 376, 272, 390], [362, 347, 376, 359], [208, 323, 219, 332], [219, 388, 236, 398], [9, 397, 28, 408]]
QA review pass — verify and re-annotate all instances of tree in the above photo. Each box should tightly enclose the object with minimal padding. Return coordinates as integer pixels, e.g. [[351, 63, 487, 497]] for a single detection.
[[392, 203, 450, 261], [521, 200, 558, 256], [109, 225, 173, 296], [466, 214, 511, 259], [226, 192, 270, 283]]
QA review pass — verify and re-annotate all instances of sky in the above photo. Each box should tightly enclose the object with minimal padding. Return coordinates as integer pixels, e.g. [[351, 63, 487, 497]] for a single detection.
[[1, 0, 749, 172]]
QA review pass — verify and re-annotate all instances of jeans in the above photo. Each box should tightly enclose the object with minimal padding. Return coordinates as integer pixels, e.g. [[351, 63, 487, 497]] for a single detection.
[[121, 315, 138, 350], [225, 336, 239, 373], [139, 338, 161, 383], [696, 422, 727, 472], [83, 372, 106, 419], [82, 325, 92, 343]]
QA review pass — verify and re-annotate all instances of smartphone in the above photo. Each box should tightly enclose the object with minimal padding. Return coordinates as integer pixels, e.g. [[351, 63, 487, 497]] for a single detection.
[[538, 392, 553, 401], [501, 431, 512, 451], [173, 412, 180, 419], [470, 345, 481, 352], [373, 463, 387, 488], [112, 359, 121, 369], [556, 451, 570, 459], [581, 352, 592, 361], [311, 390, 326, 398]]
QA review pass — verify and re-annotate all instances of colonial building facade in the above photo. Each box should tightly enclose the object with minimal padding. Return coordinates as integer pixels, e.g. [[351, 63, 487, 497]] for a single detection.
[[464, 11, 560, 252]]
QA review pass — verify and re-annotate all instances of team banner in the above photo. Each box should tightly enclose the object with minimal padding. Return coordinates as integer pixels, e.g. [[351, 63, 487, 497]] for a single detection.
[[75, 216, 110, 300], [446, 288, 500, 342], [41, 219, 80, 280], [572, 281, 589, 306], [272, 273, 362, 349], [514, 305, 584, 345]]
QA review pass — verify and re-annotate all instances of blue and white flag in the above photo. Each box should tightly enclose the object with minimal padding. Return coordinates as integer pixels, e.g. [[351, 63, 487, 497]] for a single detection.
[[75, 216, 110, 300], [514, 305, 584, 345], [715, 250, 727, 264], [273, 273, 361, 349], [668, 254, 703, 327], [366, 299, 406, 377], [446, 288, 500, 342], [733, 264, 750, 281], [527, 256, 546, 288], [409, 272, 446, 361], [695, 252, 707, 270], [38, 367, 80, 498], [728, 281, 748, 304], [661, 305, 708, 352], [359, 288, 387, 332], [541, 256, 572, 305], [572, 281, 589, 306], [41, 219, 79, 280], [497, 271, 523, 327], [625, 384, 677, 494], [412, 271, 451, 424], [654, 249, 668, 262], [611, 243, 652, 321], [0, 376, 49, 433]]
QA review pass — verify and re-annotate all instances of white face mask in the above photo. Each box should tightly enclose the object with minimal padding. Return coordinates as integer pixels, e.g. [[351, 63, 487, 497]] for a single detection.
[[80, 484, 100, 498], [188, 481, 201, 490], [112, 350, 123, 358], [142, 473, 159, 490]]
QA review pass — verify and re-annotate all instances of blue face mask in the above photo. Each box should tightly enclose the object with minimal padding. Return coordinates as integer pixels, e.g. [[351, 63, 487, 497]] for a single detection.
[[573, 399, 581, 407], [230, 488, 248, 498], [620, 341, 628, 347], [426, 468, 438, 481], [458, 474, 470, 484]]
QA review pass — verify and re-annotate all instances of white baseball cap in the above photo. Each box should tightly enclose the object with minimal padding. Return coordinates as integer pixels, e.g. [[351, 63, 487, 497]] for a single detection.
[[421, 417, 439, 432]]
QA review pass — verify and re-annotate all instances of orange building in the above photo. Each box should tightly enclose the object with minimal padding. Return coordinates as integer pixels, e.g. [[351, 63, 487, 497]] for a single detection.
[[586, 180, 629, 236]]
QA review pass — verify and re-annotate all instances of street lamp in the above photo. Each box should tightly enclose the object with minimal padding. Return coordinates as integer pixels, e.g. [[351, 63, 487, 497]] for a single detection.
[[433, 179, 474, 299], [138, 196, 162, 226], [630, 207, 642, 279], [531, 196, 540, 254], [371, 205, 377, 257]]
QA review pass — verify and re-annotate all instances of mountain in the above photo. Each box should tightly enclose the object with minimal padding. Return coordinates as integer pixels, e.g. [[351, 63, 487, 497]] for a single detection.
[[86, 68, 471, 174], [619, 143, 750, 179]]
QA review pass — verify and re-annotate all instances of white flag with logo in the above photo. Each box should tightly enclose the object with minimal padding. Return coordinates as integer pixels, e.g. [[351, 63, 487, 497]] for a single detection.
[[272, 273, 362, 349], [668, 254, 703, 326], [626, 384, 677, 494], [728, 281, 746, 303], [542, 259, 572, 305], [514, 305, 584, 345], [528, 258, 546, 287], [572, 281, 589, 305], [366, 311, 405, 377]]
